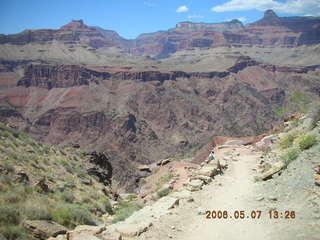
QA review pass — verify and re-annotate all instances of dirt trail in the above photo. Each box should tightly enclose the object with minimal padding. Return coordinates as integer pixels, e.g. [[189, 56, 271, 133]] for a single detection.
[[137, 145, 318, 240]]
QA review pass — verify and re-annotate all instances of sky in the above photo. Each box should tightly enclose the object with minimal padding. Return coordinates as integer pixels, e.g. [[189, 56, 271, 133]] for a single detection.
[[0, 0, 319, 39]]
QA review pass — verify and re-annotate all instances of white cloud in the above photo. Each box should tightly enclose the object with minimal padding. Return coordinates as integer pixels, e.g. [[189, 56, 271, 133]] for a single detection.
[[211, 0, 320, 16], [187, 15, 204, 19], [176, 6, 189, 13]]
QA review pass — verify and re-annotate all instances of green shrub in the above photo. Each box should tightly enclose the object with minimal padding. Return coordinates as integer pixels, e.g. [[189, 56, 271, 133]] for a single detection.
[[0, 206, 20, 225], [112, 201, 144, 223], [296, 134, 318, 150], [281, 148, 300, 167], [279, 132, 298, 149], [1, 190, 23, 204], [126, 194, 137, 201], [2, 160, 14, 172], [22, 197, 52, 220], [52, 203, 96, 228], [98, 197, 113, 214], [157, 188, 170, 199], [0, 225, 28, 240], [59, 190, 75, 203]]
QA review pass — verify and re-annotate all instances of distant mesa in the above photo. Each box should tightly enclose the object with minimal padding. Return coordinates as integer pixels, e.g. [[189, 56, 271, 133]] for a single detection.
[[264, 9, 279, 19], [249, 9, 281, 26], [60, 19, 89, 30]]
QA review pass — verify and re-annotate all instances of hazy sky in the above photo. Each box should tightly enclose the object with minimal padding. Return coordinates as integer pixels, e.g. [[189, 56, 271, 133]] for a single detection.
[[1, 0, 319, 39]]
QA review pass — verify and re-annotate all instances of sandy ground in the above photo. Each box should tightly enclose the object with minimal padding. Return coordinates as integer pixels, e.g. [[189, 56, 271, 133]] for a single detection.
[[135, 145, 320, 240]]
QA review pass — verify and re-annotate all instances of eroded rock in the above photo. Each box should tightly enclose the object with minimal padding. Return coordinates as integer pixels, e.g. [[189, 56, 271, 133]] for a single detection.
[[23, 220, 67, 240]]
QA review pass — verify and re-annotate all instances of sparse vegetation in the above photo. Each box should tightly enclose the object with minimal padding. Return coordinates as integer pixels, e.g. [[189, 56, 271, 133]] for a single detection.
[[279, 131, 299, 149], [0, 122, 113, 239], [157, 187, 170, 198], [295, 134, 318, 150], [281, 148, 300, 167], [112, 201, 144, 223], [155, 173, 173, 192], [52, 203, 96, 228]]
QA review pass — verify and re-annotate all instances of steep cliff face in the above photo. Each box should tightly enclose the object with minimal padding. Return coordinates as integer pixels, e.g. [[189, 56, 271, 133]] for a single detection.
[[17, 64, 110, 89]]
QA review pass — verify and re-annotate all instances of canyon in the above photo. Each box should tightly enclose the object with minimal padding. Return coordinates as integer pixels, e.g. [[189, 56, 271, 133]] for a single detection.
[[0, 10, 320, 190]]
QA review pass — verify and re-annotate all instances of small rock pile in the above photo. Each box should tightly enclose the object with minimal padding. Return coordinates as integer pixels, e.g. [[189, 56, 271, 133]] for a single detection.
[[186, 158, 227, 191]]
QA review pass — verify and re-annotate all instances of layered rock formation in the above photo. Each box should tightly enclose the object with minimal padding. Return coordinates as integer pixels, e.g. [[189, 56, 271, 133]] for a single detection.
[[0, 11, 319, 59], [0, 19, 129, 49]]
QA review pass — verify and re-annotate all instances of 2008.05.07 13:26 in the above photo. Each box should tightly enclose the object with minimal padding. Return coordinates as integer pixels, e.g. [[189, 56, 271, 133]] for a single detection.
[[205, 210, 296, 219]]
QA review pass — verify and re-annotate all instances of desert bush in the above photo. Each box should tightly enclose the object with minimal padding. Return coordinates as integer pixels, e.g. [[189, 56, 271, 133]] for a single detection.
[[281, 148, 300, 167], [0, 129, 10, 138], [0, 206, 20, 225], [98, 197, 113, 214], [0, 185, 34, 204], [157, 188, 170, 199], [22, 197, 52, 220], [59, 190, 75, 203], [52, 203, 96, 228], [6, 151, 19, 161], [0, 225, 28, 240], [296, 134, 318, 150], [279, 132, 299, 149], [1, 160, 14, 172], [126, 194, 137, 201], [112, 201, 143, 223]]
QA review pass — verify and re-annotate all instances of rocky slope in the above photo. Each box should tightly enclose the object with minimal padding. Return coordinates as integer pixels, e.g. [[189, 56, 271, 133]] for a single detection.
[[0, 122, 118, 239]]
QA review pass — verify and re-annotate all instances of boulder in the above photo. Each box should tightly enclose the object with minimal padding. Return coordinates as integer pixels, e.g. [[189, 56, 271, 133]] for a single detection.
[[23, 220, 67, 240], [158, 183, 172, 193], [68, 233, 100, 240], [157, 159, 171, 166], [190, 175, 212, 184], [99, 228, 122, 240], [114, 222, 152, 237], [71, 225, 106, 236], [196, 166, 217, 177], [47, 235, 67, 240], [260, 161, 285, 180], [137, 164, 151, 172], [187, 179, 204, 191]]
